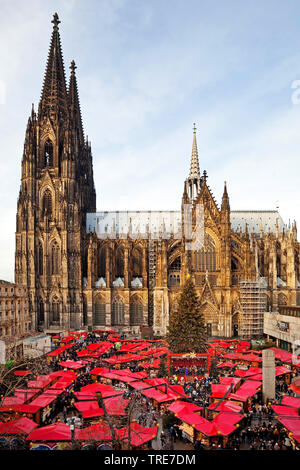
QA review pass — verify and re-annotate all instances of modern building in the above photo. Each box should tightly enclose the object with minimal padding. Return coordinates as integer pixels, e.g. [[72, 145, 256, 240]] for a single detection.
[[15, 14, 300, 338], [0, 333, 51, 364], [264, 306, 300, 352], [0, 280, 32, 339]]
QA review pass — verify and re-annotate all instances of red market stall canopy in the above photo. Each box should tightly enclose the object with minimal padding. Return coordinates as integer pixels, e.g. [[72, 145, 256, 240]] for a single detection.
[[27, 375, 56, 390], [48, 378, 74, 391], [280, 396, 300, 408], [69, 331, 87, 337], [207, 400, 243, 414], [268, 347, 300, 365], [228, 380, 261, 402], [238, 353, 262, 363], [29, 394, 57, 408], [59, 335, 75, 344], [289, 379, 300, 394], [77, 422, 112, 441], [59, 360, 87, 370], [102, 396, 130, 415], [117, 422, 158, 447], [119, 342, 151, 353], [1, 396, 25, 406], [107, 335, 121, 342], [276, 366, 292, 376], [133, 379, 189, 403], [104, 354, 147, 364], [210, 384, 231, 399], [173, 407, 244, 437], [212, 412, 244, 435], [77, 342, 113, 357], [74, 383, 123, 400], [222, 352, 243, 361], [234, 367, 261, 378], [271, 405, 299, 417], [247, 374, 262, 381], [140, 347, 169, 358], [26, 422, 78, 441], [217, 362, 235, 368], [47, 345, 73, 357], [219, 377, 241, 389], [0, 417, 38, 435], [167, 400, 203, 415], [276, 417, 300, 444], [97, 368, 148, 381], [75, 394, 129, 416], [49, 370, 77, 379], [14, 370, 31, 377], [14, 389, 40, 402], [73, 400, 104, 418], [140, 359, 160, 369], [0, 404, 41, 415]]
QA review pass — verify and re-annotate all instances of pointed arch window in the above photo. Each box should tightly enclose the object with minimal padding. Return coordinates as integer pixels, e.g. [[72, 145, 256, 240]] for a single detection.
[[132, 247, 142, 277], [98, 248, 106, 278], [37, 241, 43, 275], [51, 296, 60, 323], [168, 257, 181, 286], [112, 298, 125, 326], [130, 297, 143, 326], [44, 139, 53, 167], [51, 241, 60, 275], [194, 233, 217, 272], [42, 189, 53, 219], [116, 248, 124, 278], [94, 297, 106, 325], [38, 299, 44, 323]]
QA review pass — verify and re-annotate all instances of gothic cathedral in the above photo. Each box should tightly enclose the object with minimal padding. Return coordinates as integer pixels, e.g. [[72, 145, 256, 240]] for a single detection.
[[15, 14, 300, 338]]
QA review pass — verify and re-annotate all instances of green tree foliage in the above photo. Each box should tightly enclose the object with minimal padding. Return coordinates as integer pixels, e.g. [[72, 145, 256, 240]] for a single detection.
[[166, 277, 207, 353]]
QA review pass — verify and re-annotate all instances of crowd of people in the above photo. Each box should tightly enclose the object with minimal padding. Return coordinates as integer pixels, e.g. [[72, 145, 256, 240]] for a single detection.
[[1, 332, 299, 451]]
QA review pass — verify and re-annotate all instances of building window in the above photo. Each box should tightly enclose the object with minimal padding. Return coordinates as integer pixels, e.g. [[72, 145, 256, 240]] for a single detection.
[[116, 248, 124, 278], [44, 139, 53, 167], [51, 298, 60, 323], [51, 242, 60, 275], [132, 247, 142, 277], [38, 300, 44, 323], [42, 189, 53, 219], [38, 241, 43, 275], [111, 300, 125, 326], [130, 299, 143, 326], [98, 248, 106, 278], [94, 300, 106, 325], [194, 233, 217, 272]]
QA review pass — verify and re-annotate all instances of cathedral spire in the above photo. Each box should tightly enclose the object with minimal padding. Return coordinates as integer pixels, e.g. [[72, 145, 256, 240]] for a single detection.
[[68, 60, 84, 145], [189, 123, 200, 179], [221, 181, 230, 210], [39, 13, 69, 121]]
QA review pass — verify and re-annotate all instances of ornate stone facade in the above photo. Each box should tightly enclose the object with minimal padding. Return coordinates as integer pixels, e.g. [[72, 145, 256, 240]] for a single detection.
[[15, 14, 300, 338]]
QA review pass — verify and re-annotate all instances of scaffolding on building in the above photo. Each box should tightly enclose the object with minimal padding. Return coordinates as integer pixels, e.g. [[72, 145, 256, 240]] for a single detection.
[[148, 240, 156, 326], [239, 279, 267, 339]]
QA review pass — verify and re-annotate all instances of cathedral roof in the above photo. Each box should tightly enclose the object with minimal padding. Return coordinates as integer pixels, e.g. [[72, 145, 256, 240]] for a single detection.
[[87, 209, 287, 239], [230, 210, 287, 234]]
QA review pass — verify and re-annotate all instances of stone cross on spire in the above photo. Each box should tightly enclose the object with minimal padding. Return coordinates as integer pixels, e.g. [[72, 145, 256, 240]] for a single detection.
[[189, 123, 200, 179], [51, 12, 60, 29]]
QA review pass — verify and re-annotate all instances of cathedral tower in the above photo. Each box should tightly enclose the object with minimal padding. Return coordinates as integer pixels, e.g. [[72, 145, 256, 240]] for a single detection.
[[15, 13, 96, 331]]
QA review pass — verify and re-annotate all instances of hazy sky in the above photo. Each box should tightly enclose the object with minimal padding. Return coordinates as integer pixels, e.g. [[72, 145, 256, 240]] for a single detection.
[[0, 0, 300, 281]]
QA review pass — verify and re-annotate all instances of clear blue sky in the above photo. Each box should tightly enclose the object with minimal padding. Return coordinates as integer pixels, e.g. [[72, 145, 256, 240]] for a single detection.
[[0, 0, 300, 281]]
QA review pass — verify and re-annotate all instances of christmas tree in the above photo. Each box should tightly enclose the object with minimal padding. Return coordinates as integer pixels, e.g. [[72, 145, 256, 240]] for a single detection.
[[167, 276, 207, 353]]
